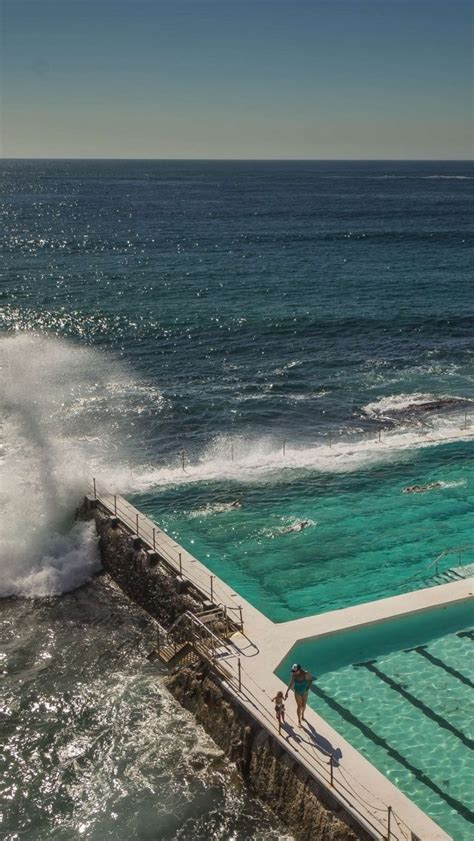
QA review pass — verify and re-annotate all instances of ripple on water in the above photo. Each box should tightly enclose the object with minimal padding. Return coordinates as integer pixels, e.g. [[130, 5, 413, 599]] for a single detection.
[[2, 578, 288, 841]]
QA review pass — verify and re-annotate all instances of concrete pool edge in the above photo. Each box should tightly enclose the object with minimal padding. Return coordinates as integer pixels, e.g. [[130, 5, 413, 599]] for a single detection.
[[270, 579, 473, 673], [87, 484, 472, 840]]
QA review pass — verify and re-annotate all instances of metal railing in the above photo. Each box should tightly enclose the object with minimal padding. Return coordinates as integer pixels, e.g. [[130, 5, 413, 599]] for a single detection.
[[175, 411, 472, 467], [88, 477, 245, 630], [427, 544, 474, 577], [160, 609, 414, 841], [87, 476, 445, 840]]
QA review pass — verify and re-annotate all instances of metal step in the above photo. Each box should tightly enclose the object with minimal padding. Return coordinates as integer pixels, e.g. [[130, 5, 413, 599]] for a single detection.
[[157, 641, 193, 665]]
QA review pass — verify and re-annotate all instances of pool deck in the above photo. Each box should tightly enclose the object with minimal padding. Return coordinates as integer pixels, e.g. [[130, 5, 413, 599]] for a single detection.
[[94, 486, 473, 841]]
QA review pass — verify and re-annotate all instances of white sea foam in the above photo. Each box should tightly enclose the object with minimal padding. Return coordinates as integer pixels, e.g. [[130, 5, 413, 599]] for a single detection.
[[0, 332, 163, 598], [371, 175, 473, 181], [2, 334, 472, 595], [117, 414, 474, 493], [362, 392, 469, 419]]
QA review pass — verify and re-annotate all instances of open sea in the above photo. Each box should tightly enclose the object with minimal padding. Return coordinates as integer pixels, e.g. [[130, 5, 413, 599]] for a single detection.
[[1, 159, 473, 840]]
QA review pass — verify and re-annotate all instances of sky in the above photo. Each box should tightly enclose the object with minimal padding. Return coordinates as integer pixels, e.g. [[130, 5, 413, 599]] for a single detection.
[[1, 0, 472, 159]]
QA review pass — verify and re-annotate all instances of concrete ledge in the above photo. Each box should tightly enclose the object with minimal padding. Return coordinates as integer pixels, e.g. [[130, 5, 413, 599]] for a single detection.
[[82, 490, 463, 841]]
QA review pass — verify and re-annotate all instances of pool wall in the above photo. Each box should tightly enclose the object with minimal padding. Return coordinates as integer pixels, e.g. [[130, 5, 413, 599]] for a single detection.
[[276, 599, 474, 679], [81, 487, 471, 841]]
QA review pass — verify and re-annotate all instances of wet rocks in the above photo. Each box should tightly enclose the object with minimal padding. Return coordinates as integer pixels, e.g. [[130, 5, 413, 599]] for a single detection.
[[77, 498, 201, 627]]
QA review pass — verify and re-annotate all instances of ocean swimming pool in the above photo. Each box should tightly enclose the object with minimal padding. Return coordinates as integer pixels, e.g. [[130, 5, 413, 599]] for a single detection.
[[276, 600, 474, 841], [132, 438, 473, 622]]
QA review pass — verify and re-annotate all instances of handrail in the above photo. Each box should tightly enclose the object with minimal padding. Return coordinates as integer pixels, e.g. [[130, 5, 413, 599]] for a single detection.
[[153, 603, 412, 841], [164, 609, 233, 654], [186, 629, 411, 841], [86, 476, 435, 841], [427, 543, 474, 568], [87, 477, 245, 627]]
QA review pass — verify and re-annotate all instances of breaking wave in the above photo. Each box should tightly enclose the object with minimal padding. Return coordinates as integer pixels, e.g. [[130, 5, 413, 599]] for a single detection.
[[110, 413, 474, 494], [2, 333, 472, 596], [0, 332, 164, 597], [362, 392, 470, 420]]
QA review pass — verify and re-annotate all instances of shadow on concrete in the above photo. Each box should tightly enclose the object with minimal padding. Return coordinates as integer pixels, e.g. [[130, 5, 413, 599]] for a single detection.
[[280, 721, 303, 745], [302, 720, 343, 765]]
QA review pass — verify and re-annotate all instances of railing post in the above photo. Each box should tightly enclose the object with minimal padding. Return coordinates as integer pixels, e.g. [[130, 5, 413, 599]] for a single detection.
[[114, 494, 117, 515], [93, 477, 97, 499], [238, 657, 242, 692], [238, 605, 243, 631], [179, 552, 183, 576], [136, 512, 139, 535], [387, 805, 392, 840], [153, 527, 156, 550], [330, 754, 334, 786], [210, 575, 214, 602]]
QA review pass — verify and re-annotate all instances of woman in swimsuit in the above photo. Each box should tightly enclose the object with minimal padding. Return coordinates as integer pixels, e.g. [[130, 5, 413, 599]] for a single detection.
[[285, 663, 314, 725]]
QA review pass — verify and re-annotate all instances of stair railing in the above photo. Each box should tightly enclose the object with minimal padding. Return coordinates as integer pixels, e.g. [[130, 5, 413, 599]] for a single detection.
[[427, 543, 474, 577], [163, 610, 233, 663]]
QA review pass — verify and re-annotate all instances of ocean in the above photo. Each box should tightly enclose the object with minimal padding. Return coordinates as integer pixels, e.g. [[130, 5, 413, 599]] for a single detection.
[[1, 159, 473, 839]]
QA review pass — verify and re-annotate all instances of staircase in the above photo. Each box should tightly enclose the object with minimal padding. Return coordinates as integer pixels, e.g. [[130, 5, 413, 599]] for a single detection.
[[152, 609, 235, 668], [156, 641, 197, 666], [430, 563, 474, 585], [427, 545, 474, 586]]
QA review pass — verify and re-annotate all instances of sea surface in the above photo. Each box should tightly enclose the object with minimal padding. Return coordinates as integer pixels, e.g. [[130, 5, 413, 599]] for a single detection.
[[1, 159, 473, 839]]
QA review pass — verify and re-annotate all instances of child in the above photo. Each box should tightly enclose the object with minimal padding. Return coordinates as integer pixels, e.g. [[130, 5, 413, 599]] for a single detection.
[[272, 691, 286, 734]]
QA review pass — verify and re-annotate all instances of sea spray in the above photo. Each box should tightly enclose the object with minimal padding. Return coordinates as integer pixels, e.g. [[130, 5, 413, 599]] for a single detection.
[[120, 415, 474, 492], [2, 332, 472, 593], [0, 332, 163, 597]]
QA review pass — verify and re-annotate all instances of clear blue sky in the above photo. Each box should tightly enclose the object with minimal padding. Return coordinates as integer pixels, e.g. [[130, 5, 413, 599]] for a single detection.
[[1, 0, 472, 158]]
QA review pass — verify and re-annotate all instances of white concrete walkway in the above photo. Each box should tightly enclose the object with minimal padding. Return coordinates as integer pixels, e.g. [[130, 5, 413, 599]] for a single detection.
[[91, 481, 473, 841]]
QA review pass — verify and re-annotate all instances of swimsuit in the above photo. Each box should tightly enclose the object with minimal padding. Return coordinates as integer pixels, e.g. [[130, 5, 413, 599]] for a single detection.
[[293, 676, 312, 696]]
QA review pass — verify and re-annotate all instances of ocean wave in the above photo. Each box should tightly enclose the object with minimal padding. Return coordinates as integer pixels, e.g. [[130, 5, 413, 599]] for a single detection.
[[364, 175, 473, 181], [362, 392, 470, 420], [114, 418, 474, 493], [0, 522, 100, 598], [0, 332, 164, 597]]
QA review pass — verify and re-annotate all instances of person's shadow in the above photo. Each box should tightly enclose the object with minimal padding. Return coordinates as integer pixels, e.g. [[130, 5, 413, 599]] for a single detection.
[[301, 719, 343, 766], [280, 721, 303, 745]]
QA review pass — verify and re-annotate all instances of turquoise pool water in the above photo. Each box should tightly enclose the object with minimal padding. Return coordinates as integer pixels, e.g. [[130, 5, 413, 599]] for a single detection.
[[276, 601, 474, 841], [132, 439, 473, 622]]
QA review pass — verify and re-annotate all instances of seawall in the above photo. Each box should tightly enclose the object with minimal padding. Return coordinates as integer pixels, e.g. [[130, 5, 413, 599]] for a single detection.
[[166, 660, 367, 841], [78, 496, 203, 627], [78, 496, 369, 841]]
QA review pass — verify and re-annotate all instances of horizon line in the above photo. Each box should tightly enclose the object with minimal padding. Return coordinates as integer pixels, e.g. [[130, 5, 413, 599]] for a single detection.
[[2, 157, 473, 163]]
